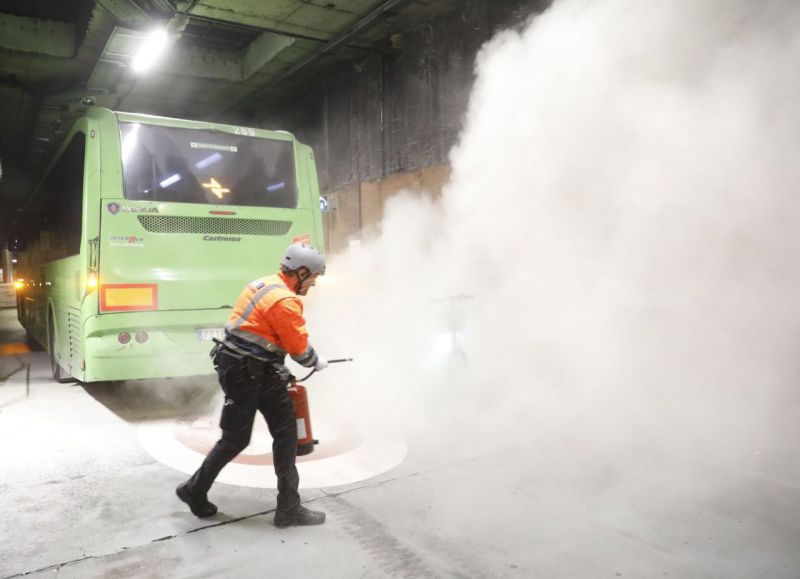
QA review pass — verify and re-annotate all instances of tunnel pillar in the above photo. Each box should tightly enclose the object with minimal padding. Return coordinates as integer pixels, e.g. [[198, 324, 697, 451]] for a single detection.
[[2, 244, 12, 282]]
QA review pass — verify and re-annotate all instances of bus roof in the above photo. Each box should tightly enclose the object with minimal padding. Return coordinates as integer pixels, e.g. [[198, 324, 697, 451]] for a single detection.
[[81, 108, 297, 142]]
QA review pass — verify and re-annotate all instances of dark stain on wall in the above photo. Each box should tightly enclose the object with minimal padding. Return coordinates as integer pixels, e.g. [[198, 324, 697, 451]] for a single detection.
[[254, 0, 551, 194]]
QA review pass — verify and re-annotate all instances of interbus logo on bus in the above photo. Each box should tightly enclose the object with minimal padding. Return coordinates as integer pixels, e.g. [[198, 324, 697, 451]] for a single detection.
[[203, 235, 241, 242], [109, 234, 144, 247]]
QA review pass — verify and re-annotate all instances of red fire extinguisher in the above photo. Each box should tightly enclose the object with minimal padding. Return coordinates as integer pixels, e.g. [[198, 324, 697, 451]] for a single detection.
[[288, 383, 316, 456], [289, 358, 352, 456]]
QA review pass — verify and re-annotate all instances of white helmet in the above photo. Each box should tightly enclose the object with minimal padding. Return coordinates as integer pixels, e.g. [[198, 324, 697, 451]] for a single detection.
[[281, 243, 326, 274]]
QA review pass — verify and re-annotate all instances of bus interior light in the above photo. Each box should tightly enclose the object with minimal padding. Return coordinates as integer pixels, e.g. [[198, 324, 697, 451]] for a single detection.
[[159, 173, 182, 188], [195, 152, 223, 169]]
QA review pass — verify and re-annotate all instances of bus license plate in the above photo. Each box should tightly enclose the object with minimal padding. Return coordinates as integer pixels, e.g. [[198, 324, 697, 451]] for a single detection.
[[197, 328, 225, 341]]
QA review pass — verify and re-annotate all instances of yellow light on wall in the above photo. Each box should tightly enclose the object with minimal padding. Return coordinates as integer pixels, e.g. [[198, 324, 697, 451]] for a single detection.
[[14, 279, 24, 290]]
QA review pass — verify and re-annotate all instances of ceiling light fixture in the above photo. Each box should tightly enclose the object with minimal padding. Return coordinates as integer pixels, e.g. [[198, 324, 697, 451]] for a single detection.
[[131, 28, 170, 73]]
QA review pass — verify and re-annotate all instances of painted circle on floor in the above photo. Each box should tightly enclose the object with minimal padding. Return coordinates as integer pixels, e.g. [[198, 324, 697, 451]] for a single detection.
[[137, 411, 407, 488]]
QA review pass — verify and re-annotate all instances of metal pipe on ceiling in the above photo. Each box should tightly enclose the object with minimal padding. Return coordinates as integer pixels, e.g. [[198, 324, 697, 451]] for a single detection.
[[184, 13, 380, 53], [230, 0, 412, 111]]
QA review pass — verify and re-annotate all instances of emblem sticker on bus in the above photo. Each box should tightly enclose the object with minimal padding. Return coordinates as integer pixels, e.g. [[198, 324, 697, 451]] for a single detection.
[[124, 206, 158, 213], [107, 203, 159, 214], [203, 235, 241, 242]]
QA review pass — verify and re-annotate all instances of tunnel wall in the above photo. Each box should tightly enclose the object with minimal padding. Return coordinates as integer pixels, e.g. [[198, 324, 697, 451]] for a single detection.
[[253, 0, 550, 252]]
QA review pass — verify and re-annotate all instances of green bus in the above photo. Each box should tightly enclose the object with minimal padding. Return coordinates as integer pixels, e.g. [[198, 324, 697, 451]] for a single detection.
[[15, 107, 324, 383]]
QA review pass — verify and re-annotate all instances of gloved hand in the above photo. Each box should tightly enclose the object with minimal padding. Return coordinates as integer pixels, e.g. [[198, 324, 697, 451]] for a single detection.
[[314, 355, 328, 372]]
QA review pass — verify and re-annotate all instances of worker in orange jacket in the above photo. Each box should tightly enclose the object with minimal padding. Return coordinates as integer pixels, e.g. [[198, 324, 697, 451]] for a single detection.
[[177, 243, 328, 527]]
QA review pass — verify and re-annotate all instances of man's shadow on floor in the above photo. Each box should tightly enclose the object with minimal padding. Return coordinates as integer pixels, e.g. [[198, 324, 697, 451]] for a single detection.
[[82, 376, 219, 422]]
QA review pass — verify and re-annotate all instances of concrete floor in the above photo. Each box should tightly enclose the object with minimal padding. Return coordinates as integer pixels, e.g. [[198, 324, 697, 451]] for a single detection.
[[1, 307, 799, 578]]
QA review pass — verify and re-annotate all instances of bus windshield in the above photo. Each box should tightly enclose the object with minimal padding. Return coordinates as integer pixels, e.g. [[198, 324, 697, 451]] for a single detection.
[[119, 122, 297, 208]]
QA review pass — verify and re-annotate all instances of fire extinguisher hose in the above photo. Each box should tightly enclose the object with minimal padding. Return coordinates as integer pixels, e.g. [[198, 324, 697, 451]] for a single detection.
[[294, 357, 354, 383]]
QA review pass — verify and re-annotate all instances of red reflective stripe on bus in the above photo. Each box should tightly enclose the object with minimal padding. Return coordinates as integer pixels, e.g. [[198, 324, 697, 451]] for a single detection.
[[209, 210, 236, 215], [100, 284, 158, 311]]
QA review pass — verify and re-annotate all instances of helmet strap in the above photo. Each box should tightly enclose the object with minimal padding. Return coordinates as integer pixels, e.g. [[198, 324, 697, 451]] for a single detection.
[[294, 267, 310, 293]]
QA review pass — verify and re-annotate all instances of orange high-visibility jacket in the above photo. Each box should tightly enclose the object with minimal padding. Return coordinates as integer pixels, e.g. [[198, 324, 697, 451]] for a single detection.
[[223, 272, 318, 367]]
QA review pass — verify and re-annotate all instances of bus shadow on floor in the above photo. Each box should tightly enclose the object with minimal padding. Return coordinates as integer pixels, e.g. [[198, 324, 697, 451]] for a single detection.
[[82, 376, 220, 422]]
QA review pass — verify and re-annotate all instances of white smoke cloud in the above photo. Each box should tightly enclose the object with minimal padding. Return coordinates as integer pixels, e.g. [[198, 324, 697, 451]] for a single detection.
[[306, 0, 800, 481]]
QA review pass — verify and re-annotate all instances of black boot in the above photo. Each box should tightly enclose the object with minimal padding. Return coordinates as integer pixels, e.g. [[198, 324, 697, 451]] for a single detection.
[[176, 482, 218, 518], [274, 505, 326, 528]]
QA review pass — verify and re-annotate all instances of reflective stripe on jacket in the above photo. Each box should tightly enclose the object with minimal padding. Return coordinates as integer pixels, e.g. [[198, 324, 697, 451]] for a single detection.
[[222, 272, 318, 367]]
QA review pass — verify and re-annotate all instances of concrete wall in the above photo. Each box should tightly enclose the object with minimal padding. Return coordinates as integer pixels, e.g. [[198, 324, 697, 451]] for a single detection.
[[0, 284, 15, 308], [254, 0, 550, 252], [322, 163, 452, 253]]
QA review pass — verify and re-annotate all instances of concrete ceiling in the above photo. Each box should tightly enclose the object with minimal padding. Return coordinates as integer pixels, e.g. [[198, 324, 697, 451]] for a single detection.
[[0, 0, 465, 243]]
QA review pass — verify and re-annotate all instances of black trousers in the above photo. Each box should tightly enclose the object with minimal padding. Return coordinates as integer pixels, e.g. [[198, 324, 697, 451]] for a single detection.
[[186, 349, 300, 514]]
